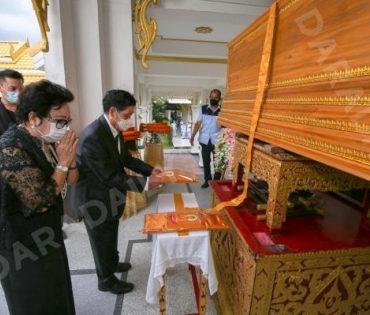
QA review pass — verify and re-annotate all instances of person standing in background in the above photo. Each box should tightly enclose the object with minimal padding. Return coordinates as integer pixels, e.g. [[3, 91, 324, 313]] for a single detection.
[[0, 69, 24, 136], [190, 89, 222, 188]]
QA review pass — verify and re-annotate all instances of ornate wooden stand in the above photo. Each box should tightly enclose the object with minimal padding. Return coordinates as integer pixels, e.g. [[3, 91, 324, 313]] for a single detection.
[[210, 183, 370, 315], [233, 136, 370, 232]]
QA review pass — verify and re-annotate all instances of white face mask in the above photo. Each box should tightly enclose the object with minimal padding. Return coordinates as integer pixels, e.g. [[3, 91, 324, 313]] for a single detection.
[[116, 110, 134, 131], [37, 120, 69, 143], [5, 91, 19, 104]]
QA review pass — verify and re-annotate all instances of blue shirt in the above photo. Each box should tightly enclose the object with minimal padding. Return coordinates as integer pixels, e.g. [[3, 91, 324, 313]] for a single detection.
[[196, 104, 221, 145]]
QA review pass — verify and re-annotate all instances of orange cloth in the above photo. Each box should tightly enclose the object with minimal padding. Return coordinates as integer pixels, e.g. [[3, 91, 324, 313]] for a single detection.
[[142, 193, 229, 234], [139, 123, 171, 134], [122, 128, 141, 141], [142, 211, 229, 234]]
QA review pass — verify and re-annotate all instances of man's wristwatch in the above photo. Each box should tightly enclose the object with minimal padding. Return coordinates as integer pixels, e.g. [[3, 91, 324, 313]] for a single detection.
[[56, 165, 69, 172]]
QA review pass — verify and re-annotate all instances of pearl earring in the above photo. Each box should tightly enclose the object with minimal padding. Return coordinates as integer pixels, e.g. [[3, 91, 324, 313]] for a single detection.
[[31, 124, 35, 128]]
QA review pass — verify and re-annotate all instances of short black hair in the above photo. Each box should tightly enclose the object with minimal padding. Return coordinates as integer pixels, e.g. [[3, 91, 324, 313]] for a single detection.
[[16, 79, 74, 122], [0, 69, 24, 83], [102, 89, 136, 113], [210, 89, 221, 98]]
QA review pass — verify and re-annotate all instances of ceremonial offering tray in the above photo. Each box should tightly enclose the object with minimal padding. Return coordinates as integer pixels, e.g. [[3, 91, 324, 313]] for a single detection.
[[142, 211, 229, 234], [158, 169, 198, 183]]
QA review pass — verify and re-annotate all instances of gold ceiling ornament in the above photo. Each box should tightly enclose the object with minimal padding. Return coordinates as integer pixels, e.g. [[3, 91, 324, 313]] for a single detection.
[[31, 0, 50, 52], [134, 0, 158, 69], [194, 26, 213, 34]]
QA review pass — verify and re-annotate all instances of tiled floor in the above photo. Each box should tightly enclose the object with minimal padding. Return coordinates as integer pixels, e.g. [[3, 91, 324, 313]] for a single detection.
[[172, 136, 191, 148], [164, 153, 203, 175], [0, 153, 218, 315]]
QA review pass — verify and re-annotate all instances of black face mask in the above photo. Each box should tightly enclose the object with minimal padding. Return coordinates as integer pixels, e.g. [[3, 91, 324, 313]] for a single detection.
[[210, 99, 219, 106]]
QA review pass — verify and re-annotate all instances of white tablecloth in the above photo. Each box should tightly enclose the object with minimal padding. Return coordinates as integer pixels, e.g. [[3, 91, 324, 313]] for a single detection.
[[146, 193, 218, 304]]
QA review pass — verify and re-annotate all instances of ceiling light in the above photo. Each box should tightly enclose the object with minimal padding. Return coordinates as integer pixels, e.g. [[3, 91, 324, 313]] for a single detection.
[[194, 26, 213, 34]]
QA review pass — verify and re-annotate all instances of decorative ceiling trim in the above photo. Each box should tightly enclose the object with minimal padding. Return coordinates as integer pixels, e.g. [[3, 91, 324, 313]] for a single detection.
[[156, 35, 227, 45], [31, 0, 50, 52], [134, 0, 158, 69], [136, 52, 227, 64]]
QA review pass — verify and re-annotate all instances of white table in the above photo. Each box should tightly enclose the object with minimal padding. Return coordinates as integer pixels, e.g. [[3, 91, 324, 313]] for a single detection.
[[146, 193, 218, 314]]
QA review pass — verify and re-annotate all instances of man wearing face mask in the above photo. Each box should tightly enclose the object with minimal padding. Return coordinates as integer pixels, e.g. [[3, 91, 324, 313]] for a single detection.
[[190, 89, 222, 188], [75, 89, 165, 295], [0, 69, 24, 136]]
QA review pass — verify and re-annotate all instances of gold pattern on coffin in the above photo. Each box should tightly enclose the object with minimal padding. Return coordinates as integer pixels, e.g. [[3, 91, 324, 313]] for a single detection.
[[134, 0, 158, 69], [223, 96, 370, 107], [263, 113, 370, 134], [231, 21, 267, 50], [233, 137, 370, 230], [278, 0, 301, 15], [210, 195, 256, 315], [31, 0, 50, 52], [218, 117, 251, 130], [222, 100, 256, 106], [265, 95, 370, 107], [231, 0, 300, 51], [228, 66, 370, 93], [269, 65, 370, 89], [259, 128, 370, 166], [252, 250, 370, 314], [219, 111, 370, 134]]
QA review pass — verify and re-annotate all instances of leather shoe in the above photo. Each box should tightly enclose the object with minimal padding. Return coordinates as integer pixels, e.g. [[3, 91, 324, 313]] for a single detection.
[[116, 262, 132, 273], [201, 181, 209, 188], [98, 277, 134, 295]]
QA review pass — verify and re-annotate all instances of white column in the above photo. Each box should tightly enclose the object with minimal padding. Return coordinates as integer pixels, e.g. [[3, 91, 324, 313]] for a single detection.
[[44, 0, 135, 133], [43, 0, 83, 133], [102, 0, 135, 92]]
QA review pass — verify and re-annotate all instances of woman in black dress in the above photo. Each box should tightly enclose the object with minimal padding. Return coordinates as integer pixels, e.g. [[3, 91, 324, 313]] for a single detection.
[[0, 80, 78, 315]]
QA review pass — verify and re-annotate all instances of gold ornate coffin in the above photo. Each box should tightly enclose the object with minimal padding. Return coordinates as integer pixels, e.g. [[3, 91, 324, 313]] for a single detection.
[[219, 0, 370, 180]]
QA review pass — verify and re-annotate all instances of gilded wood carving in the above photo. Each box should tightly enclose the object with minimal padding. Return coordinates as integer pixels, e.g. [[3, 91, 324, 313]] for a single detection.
[[233, 137, 370, 230], [31, 0, 50, 52], [134, 0, 158, 69]]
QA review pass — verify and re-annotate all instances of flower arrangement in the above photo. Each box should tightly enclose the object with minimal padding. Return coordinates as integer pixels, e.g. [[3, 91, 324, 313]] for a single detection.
[[214, 128, 236, 173], [152, 97, 168, 123], [149, 97, 172, 146]]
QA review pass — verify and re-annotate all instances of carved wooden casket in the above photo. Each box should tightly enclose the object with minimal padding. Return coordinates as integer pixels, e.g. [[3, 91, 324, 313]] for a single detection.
[[219, 0, 370, 180], [211, 1, 370, 314]]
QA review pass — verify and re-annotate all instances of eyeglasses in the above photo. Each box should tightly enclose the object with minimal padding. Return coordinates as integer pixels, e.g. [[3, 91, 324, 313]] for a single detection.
[[44, 116, 72, 129]]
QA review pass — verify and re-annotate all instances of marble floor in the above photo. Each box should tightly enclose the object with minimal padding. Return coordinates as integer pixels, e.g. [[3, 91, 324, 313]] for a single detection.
[[0, 153, 218, 315]]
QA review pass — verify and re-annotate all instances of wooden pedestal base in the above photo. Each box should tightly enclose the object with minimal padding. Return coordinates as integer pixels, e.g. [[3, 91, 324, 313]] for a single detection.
[[158, 265, 207, 315], [210, 183, 370, 315]]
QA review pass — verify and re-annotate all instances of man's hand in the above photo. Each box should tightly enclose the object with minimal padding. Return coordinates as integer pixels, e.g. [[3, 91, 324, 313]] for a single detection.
[[148, 173, 164, 189], [148, 167, 165, 189], [151, 166, 164, 175], [189, 136, 194, 146]]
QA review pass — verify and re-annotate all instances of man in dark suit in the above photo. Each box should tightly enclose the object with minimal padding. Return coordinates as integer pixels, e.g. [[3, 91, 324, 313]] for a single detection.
[[0, 69, 24, 136], [75, 90, 164, 295]]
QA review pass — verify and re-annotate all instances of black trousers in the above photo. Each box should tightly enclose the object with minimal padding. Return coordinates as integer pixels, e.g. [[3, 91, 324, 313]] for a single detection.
[[200, 140, 221, 181], [0, 236, 75, 315], [84, 217, 120, 282]]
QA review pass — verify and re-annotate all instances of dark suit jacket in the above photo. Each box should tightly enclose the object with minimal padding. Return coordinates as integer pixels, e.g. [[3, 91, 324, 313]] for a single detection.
[[74, 115, 153, 222], [0, 99, 16, 137]]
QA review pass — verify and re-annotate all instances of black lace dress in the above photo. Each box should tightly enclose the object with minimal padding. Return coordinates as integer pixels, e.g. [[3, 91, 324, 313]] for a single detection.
[[0, 125, 75, 315]]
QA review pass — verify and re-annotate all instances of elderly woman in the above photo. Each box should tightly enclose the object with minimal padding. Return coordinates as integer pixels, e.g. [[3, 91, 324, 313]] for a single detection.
[[0, 80, 78, 315]]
